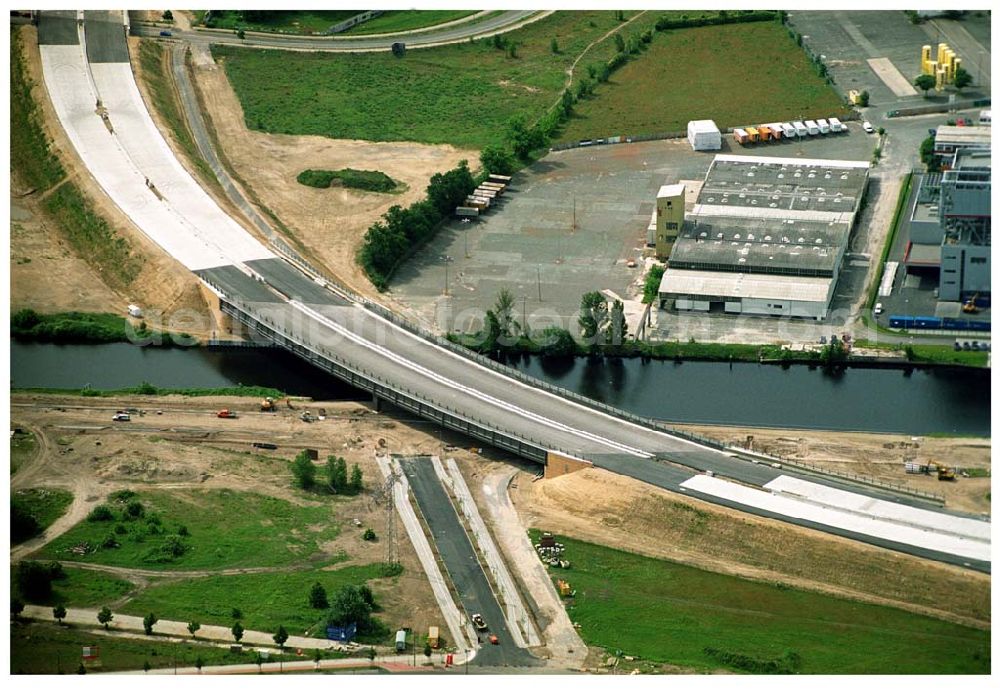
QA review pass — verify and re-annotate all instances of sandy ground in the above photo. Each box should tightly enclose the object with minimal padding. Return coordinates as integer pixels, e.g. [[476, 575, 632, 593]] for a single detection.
[[190, 48, 477, 298], [9, 393, 473, 639], [511, 466, 990, 629], [13, 27, 214, 336], [674, 424, 992, 516]]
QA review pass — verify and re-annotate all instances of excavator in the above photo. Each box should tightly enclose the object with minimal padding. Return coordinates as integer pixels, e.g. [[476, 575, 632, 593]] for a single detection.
[[928, 461, 957, 481], [260, 397, 275, 412]]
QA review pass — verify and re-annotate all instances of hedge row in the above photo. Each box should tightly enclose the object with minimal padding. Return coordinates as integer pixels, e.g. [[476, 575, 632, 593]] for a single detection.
[[358, 161, 477, 290]]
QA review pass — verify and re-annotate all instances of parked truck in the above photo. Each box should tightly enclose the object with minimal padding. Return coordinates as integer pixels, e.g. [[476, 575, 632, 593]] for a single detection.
[[455, 206, 479, 217], [733, 128, 750, 145], [804, 120, 820, 135], [816, 118, 831, 134], [781, 122, 797, 138], [828, 117, 844, 133], [792, 121, 808, 137], [395, 630, 407, 652]]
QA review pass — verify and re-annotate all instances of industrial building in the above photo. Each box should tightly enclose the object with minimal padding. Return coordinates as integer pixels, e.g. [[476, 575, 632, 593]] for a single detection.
[[907, 127, 990, 302], [657, 154, 870, 320], [687, 119, 721, 151]]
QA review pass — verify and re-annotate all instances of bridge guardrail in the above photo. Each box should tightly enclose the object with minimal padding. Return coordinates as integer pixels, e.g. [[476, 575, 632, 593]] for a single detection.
[[217, 296, 555, 463]]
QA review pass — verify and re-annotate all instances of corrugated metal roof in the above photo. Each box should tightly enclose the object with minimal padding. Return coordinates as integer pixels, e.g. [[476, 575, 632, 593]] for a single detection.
[[658, 268, 832, 303]]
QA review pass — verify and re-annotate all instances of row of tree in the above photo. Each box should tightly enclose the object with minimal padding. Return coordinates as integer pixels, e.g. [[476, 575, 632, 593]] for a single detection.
[[292, 451, 363, 495], [359, 161, 477, 289]]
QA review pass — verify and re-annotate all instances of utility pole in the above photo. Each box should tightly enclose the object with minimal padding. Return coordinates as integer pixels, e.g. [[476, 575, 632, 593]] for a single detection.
[[444, 262, 449, 296], [522, 295, 527, 335], [536, 266, 542, 301]]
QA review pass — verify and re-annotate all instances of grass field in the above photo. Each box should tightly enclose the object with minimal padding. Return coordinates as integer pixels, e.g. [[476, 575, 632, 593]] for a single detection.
[[121, 563, 389, 637], [39, 489, 343, 570], [538, 532, 990, 674], [342, 10, 478, 35], [854, 339, 990, 368], [9, 429, 38, 475], [13, 385, 286, 398], [558, 21, 849, 142], [200, 10, 361, 35], [214, 11, 657, 149], [11, 565, 134, 608], [11, 488, 73, 536], [9, 622, 304, 674]]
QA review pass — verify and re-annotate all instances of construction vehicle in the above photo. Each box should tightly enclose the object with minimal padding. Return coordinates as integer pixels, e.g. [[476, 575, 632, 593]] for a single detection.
[[217, 409, 238, 419], [260, 397, 275, 412], [300, 411, 315, 423], [471, 613, 487, 631], [936, 464, 957, 481], [962, 293, 980, 313]]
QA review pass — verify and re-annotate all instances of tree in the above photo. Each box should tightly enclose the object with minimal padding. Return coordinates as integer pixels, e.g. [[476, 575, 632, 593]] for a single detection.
[[607, 299, 628, 346], [363, 527, 377, 541], [506, 42, 517, 59], [53, 605, 67, 624], [16, 561, 57, 601], [424, 642, 433, 660], [195, 657, 204, 674], [914, 73, 936, 96], [327, 584, 374, 632], [858, 90, 870, 107], [613, 32, 625, 52], [11, 599, 24, 621], [349, 464, 364, 494], [313, 648, 323, 668], [550, 37, 559, 54], [954, 67, 972, 91], [274, 625, 289, 650], [309, 582, 329, 610], [326, 455, 348, 492], [253, 651, 264, 672], [492, 287, 519, 342], [366, 647, 376, 664], [578, 292, 609, 343], [505, 114, 543, 161], [143, 612, 158, 635], [236, 29, 246, 40], [232, 621, 245, 642], [188, 621, 201, 638], [143, 660, 151, 673], [479, 145, 515, 176], [162, 10, 173, 21], [292, 450, 316, 490], [77, 663, 87, 674], [98, 606, 113, 629]]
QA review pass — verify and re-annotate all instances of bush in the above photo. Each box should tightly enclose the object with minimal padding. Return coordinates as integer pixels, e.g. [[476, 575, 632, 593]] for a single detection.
[[87, 505, 115, 522], [11, 500, 41, 543], [363, 527, 377, 541], [15, 561, 62, 602], [643, 264, 665, 304], [296, 168, 397, 193]]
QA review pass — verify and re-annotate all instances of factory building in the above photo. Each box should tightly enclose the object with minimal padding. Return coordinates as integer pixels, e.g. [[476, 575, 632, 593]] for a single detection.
[[907, 128, 990, 302], [658, 155, 870, 320]]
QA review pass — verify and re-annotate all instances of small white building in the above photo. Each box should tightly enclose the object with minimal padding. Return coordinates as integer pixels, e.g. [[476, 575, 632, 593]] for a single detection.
[[127, 304, 143, 318], [687, 120, 722, 151]]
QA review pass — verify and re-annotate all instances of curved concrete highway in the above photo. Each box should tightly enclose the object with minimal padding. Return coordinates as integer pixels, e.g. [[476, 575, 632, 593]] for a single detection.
[[131, 10, 547, 52], [35, 11, 990, 574]]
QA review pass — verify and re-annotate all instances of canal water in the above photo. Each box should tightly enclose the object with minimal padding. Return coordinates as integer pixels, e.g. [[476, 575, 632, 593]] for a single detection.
[[10, 341, 990, 435]]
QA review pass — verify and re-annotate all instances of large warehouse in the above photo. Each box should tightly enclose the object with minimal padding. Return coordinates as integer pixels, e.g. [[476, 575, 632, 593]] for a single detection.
[[658, 154, 870, 320]]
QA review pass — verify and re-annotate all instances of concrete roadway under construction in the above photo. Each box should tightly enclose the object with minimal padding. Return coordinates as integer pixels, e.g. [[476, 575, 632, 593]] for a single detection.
[[35, 11, 990, 575]]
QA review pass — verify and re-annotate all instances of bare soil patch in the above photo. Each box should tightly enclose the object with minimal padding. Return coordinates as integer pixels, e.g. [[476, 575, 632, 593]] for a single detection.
[[676, 423, 991, 516], [191, 53, 476, 298]]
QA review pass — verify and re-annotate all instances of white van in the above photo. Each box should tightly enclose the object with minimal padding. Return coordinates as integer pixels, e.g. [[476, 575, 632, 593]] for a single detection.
[[780, 122, 797, 138], [793, 120, 808, 137], [804, 120, 820, 135], [828, 117, 844, 133], [979, 109, 991, 125], [816, 118, 831, 134]]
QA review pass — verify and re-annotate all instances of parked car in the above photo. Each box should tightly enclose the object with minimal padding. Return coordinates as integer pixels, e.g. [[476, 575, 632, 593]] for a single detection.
[[862, 121, 875, 134], [159, 30, 172, 37], [874, 302, 883, 315], [112, 412, 130, 422]]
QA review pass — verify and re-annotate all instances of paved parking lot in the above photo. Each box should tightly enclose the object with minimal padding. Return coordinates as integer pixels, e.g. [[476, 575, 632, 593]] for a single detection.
[[393, 129, 880, 341]]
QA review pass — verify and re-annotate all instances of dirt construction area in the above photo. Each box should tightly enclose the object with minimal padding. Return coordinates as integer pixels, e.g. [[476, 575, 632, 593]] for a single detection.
[[190, 48, 477, 298], [10, 393, 463, 637], [675, 424, 991, 516]]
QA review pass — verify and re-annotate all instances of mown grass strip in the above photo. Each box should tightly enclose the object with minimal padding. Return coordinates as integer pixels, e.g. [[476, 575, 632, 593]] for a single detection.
[[866, 172, 913, 309], [535, 531, 990, 674], [136, 40, 222, 197]]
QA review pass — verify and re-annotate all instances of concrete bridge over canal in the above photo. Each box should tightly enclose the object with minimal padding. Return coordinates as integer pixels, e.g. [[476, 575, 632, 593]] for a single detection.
[[33, 10, 990, 573]]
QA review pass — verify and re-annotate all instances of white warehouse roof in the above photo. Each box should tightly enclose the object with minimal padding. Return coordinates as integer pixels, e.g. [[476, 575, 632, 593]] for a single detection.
[[658, 268, 832, 303]]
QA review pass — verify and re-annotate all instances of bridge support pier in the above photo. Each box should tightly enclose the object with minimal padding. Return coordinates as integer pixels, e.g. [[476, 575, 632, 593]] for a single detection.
[[372, 393, 383, 413]]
